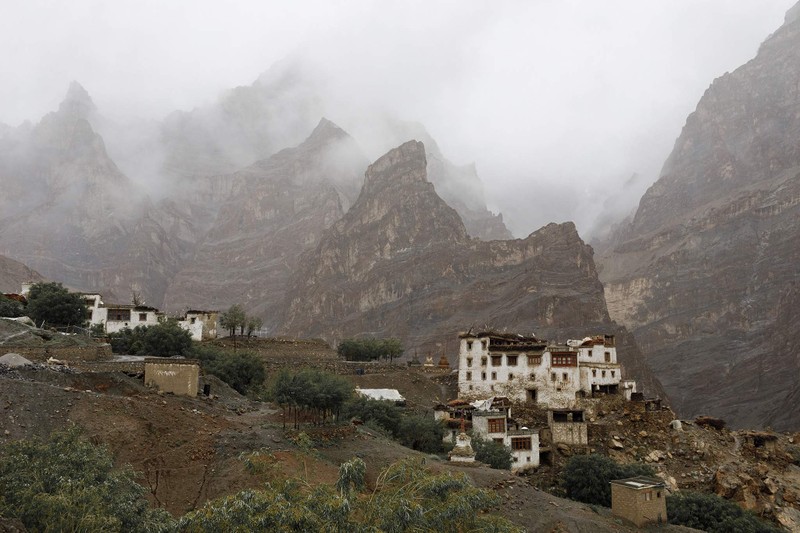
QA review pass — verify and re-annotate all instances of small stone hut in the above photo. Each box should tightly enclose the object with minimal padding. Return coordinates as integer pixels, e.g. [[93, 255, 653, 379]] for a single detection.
[[144, 357, 200, 396], [610, 476, 667, 527]]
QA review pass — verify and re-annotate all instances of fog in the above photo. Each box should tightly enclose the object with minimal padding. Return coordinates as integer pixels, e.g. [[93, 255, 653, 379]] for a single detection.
[[0, 0, 794, 239]]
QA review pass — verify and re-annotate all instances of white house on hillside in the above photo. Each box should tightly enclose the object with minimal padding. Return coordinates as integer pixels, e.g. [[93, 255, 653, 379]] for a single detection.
[[457, 331, 632, 407]]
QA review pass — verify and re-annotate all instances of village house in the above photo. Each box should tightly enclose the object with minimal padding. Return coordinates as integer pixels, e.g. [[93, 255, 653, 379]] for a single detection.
[[19, 284, 217, 341], [610, 476, 668, 527], [456, 331, 631, 407], [436, 397, 538, 473], [144, 357, 200, 396]]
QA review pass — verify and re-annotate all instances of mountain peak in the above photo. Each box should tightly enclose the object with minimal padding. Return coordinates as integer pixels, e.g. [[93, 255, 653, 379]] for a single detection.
[[58, 81, 96, 118], [362, 140, 427, 193], [307, 117, 348, 143]]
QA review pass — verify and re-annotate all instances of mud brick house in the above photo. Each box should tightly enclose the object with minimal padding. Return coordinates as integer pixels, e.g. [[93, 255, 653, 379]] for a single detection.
[[610, 477, 667, 527], [457, 331, 631, 407], [144, 357, 200, 396]]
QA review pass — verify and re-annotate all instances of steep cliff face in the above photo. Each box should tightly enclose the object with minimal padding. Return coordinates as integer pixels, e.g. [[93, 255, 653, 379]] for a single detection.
[[0, 255, 43, 293], [598, 5, 800, 429], [282, 141, 664, 397], [162, 119, 368, 326]]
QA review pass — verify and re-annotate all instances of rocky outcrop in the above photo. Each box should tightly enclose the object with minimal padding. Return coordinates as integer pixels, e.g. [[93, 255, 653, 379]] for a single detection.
[[162, 119, 368, 326], [282, 141, 664, 396], [598, 4, 800, 429], [0, 255, 42, 293]]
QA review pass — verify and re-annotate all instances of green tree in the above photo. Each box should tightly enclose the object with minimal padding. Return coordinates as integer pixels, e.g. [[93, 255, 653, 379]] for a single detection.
[[341, 396, 403, 436], [471, 434, 512, 470], [266, 369, 353, 428], [192, 346, 265, 395], [561, 454, 655, 507], [245, 316, 263, 337], [25, 282, 87, 328], [337, 337, 404, 362], [0, 295, 24, 318], [667, 491, 781, 533], [397, 415, 444, 453], [0, 427, 173, 532], [220, 304, 247, 337], [109, 320, 193, 356]]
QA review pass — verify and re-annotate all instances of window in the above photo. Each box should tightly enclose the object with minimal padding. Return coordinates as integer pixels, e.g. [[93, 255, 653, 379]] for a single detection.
[[529, 373, 536, 380], [481, 372, 486, 381], [467, 357, 473, 367], [508, 373, 514, 380], [107, 309, 131, 322], [468, 385, 473, 390], [481, 357, 487, 366], [491, 372, 497, 380], [491, 355, 502, 366], [481, 340, 487, 350], [527, 355, 541, 365], [139, 313, 147, 321], [644, 491, 653, 501], [602, 370, 606, 378], [605, 351, 611, 362], [562, 373, 568, 381], [465, 371, 472, 380], [507, 355, 518, 366], [611, 370, 615, 377], [592, 369, 597, 377], [551, 353, 577, 367], [488, 418, 505, 433], [511, 437, 532, 450], [657, 491, 662, 498], [587, 349, 592, 356], [190, 317, 197, 324]]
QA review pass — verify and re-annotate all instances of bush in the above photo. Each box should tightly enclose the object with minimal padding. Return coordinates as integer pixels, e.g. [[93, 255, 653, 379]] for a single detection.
[[0, 427, 173, 532], [109, 320, 193, 356], [0, 295, 24, 318], [397, 415, 445, 453], [341, 396, 403, 436], [193, 346, 266, 395], [562, 454, 655, 506], [667, 491, 781, 533], [25, 282, 87, 328], [471, 435, 512, 470]]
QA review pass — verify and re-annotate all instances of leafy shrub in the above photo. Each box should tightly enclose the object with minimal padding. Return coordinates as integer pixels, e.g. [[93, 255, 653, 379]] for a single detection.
[[397, 415, 445, 453], [0, 427, 173, 532], [341, 396, 403, 435], [667, 491, 782, 533], [562, 454, 655, 506], [109, 320, 193, 356], [193, 346, 266, 395], [471, 434, 512, 470], [0, 295, 24, 317], [179, 457, 522, 532]]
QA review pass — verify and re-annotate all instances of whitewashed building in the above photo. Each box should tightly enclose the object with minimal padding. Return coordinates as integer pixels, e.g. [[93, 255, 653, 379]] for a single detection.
[[457, 331, 630, 407], [472, 410, 539, 472]]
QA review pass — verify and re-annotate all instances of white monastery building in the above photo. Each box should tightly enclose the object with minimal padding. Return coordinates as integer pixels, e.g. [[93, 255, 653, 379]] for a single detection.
[[457, 331, 634, 407]]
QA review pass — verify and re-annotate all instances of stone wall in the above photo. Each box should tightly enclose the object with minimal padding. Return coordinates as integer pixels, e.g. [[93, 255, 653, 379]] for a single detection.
[[6, 344, 112, 363], [610, 484, 667, 527]]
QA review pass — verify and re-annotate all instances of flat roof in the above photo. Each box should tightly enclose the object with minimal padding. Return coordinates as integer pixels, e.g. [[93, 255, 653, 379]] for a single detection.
[[609, 476, 666, 490]]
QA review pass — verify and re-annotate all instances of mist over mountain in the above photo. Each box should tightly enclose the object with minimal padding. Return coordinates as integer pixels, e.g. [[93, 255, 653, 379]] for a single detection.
[[598, 3, 800, 430]]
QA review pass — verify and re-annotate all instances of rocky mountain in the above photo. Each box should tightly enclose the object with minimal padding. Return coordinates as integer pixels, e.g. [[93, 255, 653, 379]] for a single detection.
[[0, 84, 193, 306], [0, 255, 42, 294], [281, 140, 664, 397], [598, 4, 800, 429], [162, 119, 368, 326]]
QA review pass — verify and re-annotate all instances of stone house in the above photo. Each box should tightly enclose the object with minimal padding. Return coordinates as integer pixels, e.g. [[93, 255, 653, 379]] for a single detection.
[[144, 357, 200, 396], [610, 476, 667, 527], [457, 331, 630, 407], [547, 409, 588, 446], [76, 290, 217, 341], [471, 409, 539, 472]]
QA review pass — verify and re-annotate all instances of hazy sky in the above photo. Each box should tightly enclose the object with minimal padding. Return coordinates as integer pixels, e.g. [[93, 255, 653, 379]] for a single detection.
[[0, 0, 794, 238]]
